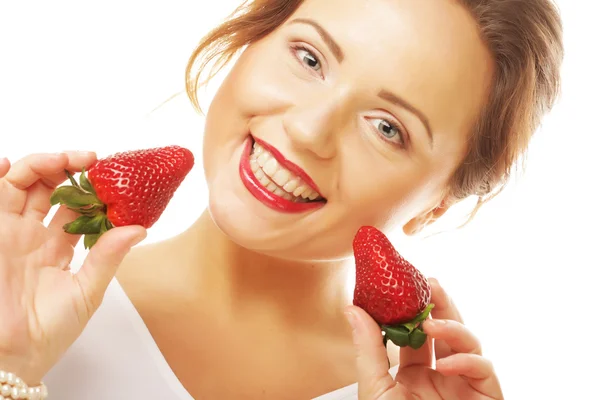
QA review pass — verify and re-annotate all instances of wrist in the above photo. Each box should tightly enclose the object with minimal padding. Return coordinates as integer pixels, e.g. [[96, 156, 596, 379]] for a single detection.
[[0, 354, 45, 388], [0, 370, 48, 399]]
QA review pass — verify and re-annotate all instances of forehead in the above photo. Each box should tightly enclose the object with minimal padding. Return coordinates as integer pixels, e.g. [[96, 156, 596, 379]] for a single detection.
[[288, 0, 494, 150]]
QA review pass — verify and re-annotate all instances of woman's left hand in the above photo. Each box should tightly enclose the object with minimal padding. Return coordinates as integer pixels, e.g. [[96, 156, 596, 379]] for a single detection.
[[345, 278, 504, 399]]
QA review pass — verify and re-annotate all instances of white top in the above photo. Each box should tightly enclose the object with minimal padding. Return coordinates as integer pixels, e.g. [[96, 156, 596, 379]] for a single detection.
[[42, 250, 400, 399]]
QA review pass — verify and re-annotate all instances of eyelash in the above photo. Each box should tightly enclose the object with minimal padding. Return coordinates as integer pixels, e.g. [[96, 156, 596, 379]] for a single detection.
[[368, 118, 408, 148], [291, 44, 323, 75], [290, 44, 408, 149]]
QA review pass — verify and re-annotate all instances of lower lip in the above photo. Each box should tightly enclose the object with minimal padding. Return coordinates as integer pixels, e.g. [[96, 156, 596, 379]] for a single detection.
[[238, 137, 325, 213]]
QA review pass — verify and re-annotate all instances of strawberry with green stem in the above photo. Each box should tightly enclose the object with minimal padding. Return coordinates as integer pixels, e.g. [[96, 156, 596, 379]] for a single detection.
[[352, 226, 434, 350], [50, 145, 194, 249]]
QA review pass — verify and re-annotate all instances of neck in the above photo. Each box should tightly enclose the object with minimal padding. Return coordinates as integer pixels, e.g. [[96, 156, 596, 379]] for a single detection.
[[175, 210, 353, 329]]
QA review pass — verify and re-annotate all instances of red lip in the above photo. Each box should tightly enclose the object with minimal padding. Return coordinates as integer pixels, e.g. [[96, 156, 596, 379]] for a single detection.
[[252, 136, 323, 196], [239, 137, 325, 213]]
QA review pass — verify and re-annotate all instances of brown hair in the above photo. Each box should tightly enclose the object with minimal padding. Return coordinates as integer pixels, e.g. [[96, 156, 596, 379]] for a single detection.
[[185, 0, 563, 223]]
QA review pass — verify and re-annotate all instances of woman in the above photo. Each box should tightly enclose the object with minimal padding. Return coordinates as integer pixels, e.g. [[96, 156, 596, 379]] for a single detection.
[[0, 0, 563, 398]]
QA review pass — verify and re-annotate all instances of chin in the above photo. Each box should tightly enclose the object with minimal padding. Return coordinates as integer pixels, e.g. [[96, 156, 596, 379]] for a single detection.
[[202, 132, 346, 261], [207, 194, 331, 261]]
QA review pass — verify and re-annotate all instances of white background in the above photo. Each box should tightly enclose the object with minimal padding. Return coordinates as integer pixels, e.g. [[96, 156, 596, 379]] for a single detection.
[[1, 1, 598, 399]]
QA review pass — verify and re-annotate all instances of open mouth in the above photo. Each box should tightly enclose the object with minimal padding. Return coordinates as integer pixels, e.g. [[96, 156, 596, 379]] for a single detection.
[[249, 138, 325, 203], [239, 135, 326, 213]]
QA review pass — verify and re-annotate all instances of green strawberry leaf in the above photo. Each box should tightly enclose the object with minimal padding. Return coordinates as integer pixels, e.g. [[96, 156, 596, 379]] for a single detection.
[[50, 186, 102, 208], [63, 214, 106, 234], [79, 168, 96, 196], [382, 325, 410, 348], [83, 233, 100, 249], [65, 169, 80, 189], [83, 213, 112, 249], [408, 327, 428, 349], [409, 303, 435, 325]]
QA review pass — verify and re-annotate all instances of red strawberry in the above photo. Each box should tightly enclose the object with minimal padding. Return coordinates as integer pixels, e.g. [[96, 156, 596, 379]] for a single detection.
[[353, 226, 434, 349], [50, 145, 194, 249]]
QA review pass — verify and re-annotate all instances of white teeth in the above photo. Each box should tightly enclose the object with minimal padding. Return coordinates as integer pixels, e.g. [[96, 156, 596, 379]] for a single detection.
[[253, 143, 264, 155], [257, 152, 270, 167], [293, 185, 307, 197], [263, 158, 279, 176], [250, 141, 323, 202], [254, 167, 265, 179], [283, 179, 299, 193], [272, 169, 291, 186], [259, 175, 270, 187]]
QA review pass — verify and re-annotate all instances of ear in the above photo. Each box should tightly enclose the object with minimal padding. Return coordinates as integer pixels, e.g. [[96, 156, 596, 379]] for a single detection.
[[402, 199, 450, 236]]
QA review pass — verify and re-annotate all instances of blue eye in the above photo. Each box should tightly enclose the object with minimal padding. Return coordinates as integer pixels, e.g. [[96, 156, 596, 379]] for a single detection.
[[377, 120, 399, 138], [369, 118, 406, 146], [294, 47, 322, 72]]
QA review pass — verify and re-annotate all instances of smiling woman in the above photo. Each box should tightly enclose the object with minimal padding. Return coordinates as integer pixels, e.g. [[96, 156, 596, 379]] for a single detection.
[[0, 0, 566, 399]]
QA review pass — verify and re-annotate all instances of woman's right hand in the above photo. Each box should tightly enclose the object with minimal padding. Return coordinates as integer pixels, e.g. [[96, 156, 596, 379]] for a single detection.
[[0, 152, 147, 386]]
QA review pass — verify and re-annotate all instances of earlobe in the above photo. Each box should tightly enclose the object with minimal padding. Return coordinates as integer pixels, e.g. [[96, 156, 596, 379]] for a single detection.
[[402, 200, 450, 236]]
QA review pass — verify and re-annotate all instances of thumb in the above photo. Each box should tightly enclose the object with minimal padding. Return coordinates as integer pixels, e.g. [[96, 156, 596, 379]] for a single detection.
[[345, 305, 411, 400], [76, 225, 147, 311]]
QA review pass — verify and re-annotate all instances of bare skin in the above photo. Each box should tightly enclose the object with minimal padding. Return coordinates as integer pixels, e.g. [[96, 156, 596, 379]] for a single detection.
[[114, 0, 495, 397], [0, 0, 503, 398]]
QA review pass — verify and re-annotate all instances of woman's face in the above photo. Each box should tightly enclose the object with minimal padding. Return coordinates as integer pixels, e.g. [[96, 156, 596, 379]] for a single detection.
[[202, 0, 493, 261]]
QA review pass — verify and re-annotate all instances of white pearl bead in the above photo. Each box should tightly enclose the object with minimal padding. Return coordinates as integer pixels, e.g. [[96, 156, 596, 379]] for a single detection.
[[10, 386, 19, 399], [14, 377, 24, 388], [40, 384, 48, 399], [5, 374, 15, 386], [0, 385, 10, 397], [18, 386, 28, 399], [0, 370, 6, 383], [0, 394, 5, 400], [27, 387, 38, 400]]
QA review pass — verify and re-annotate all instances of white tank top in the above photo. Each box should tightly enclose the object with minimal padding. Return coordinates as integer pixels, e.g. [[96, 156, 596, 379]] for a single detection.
[[42, 251, 399, 399]]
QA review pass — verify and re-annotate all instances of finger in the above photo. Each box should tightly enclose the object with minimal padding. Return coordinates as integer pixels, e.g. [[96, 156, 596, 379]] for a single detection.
[[429, 278, 464, 359], [22, 151, 98, 221], [0, 157, 10, 178], [75, 226, 146, 314], [436, 353, 503, 399], [47, 205, 86, 247], [422, 319, 482, 355], [0, 153, 68, 214], [398, 330, 434, 369], [345, 305, 411, 400], [429, 278, 463, 323]]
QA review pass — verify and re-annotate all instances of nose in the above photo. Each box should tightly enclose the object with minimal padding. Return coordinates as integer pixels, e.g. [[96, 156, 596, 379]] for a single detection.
[[282, 89, 350, 160]]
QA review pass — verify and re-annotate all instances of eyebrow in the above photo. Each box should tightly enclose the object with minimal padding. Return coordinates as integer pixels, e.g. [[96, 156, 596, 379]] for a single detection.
[[289, 18, 345, 63], [378, 90, 434, 148], [289, 18, 433, 148]]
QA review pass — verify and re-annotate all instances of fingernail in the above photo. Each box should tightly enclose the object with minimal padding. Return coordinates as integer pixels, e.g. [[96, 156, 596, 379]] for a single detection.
[[133, 234, 147, 246], [64, 150, 96, 157], [130, 229, 147, 246], [344, 310, 359, 344], [428, 319, 446, 327]]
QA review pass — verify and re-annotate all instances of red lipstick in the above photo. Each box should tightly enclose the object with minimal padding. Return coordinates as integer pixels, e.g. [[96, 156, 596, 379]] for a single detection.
[[239, 136, 325, 213], [252, 136, 323, 196]]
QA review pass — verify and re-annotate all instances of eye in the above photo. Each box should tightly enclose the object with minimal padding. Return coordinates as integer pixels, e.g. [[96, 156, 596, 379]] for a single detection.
[[293, 46, 322, 73], [369, 118, 407, 147]]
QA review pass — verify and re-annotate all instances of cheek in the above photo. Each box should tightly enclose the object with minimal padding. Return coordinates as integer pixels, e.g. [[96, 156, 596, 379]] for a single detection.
[[338, 152, 435, 227], [219, 41, 309, 117]]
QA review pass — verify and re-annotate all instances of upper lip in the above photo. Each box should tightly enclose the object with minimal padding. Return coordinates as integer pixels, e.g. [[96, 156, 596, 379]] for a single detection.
[[252, 135, 324, 198]]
